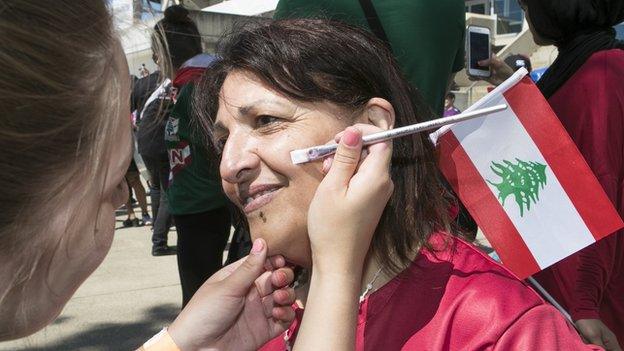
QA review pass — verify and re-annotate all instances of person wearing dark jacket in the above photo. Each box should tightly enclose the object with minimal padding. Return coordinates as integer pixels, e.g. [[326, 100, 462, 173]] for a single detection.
[[135, 74, 176, 256], [476, 1, 624, 348]]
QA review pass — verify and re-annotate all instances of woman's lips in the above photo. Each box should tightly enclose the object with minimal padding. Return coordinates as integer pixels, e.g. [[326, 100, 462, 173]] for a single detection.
[[243, 187, 282, 213]]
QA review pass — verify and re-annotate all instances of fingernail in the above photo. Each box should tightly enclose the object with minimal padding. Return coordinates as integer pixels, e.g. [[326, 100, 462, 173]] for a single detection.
[[342, 128, 360, 147], [277, 271, 286, 284], [251, 239, 264, 254]]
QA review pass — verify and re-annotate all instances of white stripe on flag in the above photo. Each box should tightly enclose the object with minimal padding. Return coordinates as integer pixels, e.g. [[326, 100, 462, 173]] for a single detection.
[[451, 94, 595, 269]]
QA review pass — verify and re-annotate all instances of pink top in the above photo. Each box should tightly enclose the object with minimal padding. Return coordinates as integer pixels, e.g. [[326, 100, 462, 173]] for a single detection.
[[260, 233, 599, 350], [534, 48, 624, 346]]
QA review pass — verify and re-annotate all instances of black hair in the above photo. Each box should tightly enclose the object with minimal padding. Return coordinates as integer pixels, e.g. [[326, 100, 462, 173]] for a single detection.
[[504, 54, 532, 73], [152, 5, 202, 70], [524, 0, 624, 97], [524, 0, 624, 44], [194, 19, 453, 274]]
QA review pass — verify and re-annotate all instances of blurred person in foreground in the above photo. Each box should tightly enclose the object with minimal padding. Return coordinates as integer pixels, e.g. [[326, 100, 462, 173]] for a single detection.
[[0, 1, 298, 348], [0, 1, 414, 349], [475, 1, 624, 349]]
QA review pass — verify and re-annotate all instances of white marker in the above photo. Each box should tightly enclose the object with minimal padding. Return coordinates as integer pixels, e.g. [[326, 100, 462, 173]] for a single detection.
[[290, 104, 508, 165]]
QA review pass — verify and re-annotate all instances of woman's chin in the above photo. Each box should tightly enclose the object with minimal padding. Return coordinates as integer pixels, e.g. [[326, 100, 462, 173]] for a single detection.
[[250, 233, 312, 268], [282, 254, 312, 269]]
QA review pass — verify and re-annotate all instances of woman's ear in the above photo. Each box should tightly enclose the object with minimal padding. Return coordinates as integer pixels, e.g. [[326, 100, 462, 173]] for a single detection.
[[362, 97, 395, 130]]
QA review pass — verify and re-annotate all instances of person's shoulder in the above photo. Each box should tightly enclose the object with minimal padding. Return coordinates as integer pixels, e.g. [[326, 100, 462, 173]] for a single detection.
[[553, 49, 624, 105], [575, 49, 624, 82], [423, 0, 466, 20], [169, 83, 200, 135], [586, 48, 624, 64], [401, 234, 559, 347], [431, 0, 466, 10], [177, 83, 195, 98], [172, 83, 195, 112]]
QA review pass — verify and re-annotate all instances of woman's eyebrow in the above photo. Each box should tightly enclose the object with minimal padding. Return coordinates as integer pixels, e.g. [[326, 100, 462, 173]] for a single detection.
[[237, 99, 291, 117], [213, 98, 295, 132]]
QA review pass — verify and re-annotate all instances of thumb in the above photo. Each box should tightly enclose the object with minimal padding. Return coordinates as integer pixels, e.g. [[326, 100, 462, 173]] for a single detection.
[[223, 238, 268, 295], [324, 127, 362, 188], [477, 58, 491, 66]]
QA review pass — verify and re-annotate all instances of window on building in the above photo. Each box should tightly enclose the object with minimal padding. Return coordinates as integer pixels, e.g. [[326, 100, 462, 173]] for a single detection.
[[493, 0, 524, 34], [466, 0, 488, 15]]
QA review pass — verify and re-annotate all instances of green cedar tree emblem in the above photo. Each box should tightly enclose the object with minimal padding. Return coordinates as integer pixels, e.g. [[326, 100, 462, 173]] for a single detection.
[[487, 158, 548, 217]]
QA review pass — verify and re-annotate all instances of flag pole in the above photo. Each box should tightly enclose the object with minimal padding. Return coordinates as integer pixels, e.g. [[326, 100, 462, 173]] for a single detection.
[[526, 276, 574, 325]]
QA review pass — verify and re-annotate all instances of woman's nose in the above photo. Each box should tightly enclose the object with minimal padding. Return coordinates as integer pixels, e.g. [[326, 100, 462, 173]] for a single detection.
[[219, 134, 261, 184]]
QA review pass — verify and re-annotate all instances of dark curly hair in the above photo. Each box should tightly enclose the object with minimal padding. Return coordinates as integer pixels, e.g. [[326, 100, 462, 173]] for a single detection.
[[194, 19, 454, 273]]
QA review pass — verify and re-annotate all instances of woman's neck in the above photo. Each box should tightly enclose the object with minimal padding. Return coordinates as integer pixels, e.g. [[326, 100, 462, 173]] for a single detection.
[[359, 254, 390, 299], [295, 253, 406, 308]]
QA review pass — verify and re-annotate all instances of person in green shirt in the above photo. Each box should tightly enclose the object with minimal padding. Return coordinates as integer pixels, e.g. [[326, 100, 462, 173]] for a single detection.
[[157, 6, 232, 307], [274, 0, 465, 116], [167, 84, 226, 217], [166, 81, 232, 307]]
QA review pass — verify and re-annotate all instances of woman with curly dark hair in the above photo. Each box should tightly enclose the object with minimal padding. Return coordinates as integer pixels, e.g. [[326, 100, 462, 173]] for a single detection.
[[194, 18, 599, 350]]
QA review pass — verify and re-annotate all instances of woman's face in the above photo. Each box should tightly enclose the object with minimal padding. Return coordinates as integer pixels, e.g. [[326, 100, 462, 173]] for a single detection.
[[0, 44, 134, 339], [214, 71, 353, 267], [51, 44, 133, 303]]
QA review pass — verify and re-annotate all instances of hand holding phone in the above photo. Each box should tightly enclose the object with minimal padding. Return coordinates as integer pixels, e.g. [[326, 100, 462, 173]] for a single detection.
[[467, 26, 491, 78], [472, 54, 515, 86]]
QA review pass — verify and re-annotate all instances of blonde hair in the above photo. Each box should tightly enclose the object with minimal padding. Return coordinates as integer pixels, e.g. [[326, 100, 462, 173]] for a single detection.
[[0, 1, 126, 337]]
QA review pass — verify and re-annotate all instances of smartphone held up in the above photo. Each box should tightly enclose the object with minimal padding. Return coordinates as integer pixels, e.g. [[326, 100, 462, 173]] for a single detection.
[[467, 25, 491, 78]]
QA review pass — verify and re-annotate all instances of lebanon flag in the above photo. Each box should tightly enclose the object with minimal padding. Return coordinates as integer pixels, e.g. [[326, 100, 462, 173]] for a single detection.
[[431, 68, 624, 279]]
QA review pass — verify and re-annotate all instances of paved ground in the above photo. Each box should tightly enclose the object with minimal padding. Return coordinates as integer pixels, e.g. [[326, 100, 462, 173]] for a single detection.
[[0, 209, 183, 351]]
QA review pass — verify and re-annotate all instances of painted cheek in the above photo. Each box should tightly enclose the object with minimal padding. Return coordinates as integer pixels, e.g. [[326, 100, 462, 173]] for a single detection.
[[257, 133, 300, 169]]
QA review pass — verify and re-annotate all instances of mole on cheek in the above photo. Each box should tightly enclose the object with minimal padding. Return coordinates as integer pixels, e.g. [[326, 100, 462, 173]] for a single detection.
[[259, 211, 267, 223]]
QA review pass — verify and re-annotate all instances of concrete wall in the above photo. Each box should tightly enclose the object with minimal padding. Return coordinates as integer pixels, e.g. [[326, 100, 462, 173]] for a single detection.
[[189, 10, 256, 53], [127, 50, 159, 77], [122, 10, 255, 74], [466, 13, 496, 36], [496, 27, 539, 61]]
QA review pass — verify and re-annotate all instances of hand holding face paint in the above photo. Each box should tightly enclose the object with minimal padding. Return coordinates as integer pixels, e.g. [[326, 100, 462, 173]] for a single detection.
[[294, 126, 393, 351], [308, 125, 394, 273], [167, 239, 296, 351]]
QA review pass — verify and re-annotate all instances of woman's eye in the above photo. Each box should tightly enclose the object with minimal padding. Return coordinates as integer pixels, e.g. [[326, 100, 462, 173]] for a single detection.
[[256, 115, 281, 127]]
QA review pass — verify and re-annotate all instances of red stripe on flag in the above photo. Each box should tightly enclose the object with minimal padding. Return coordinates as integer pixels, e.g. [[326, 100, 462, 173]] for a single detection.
[[503, 78, 624, 241], [438, 131, 541, 279]]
